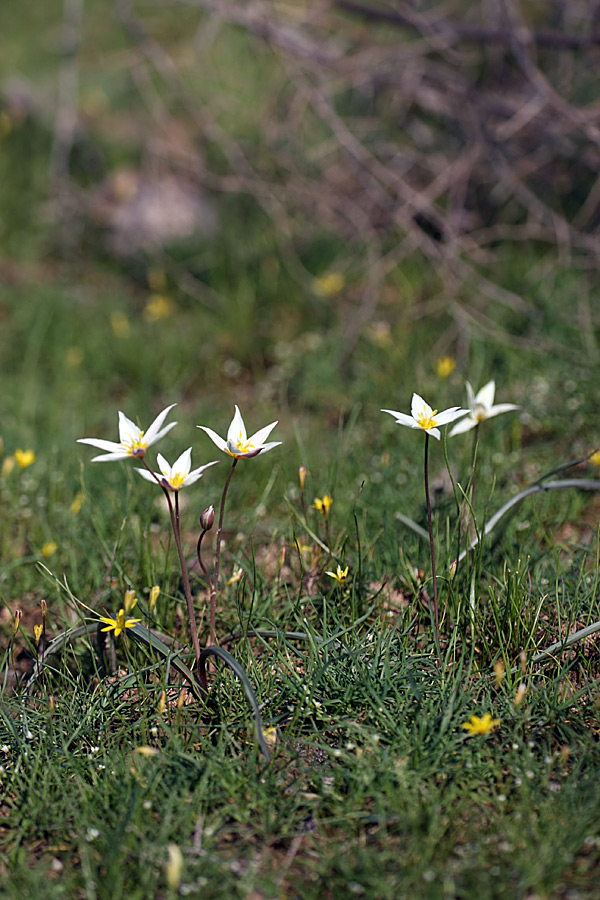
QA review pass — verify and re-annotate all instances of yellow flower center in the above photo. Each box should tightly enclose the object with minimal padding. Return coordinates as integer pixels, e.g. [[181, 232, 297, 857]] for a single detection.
[[228, 433, 255, 457], [417, 410, 438, 430], [473, 404, 487, 422], [168, 471, 186, 489], [124, 430, 148, 458]]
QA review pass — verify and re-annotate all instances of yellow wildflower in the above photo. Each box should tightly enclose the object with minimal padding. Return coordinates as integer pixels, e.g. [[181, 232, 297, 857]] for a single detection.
[[98, 608, 141, 638], [41, 542, 57, 558], [2, 456, 14, 477], [461, 713, 500, 736], [144, 294, 174, 322], [14, 449, 35, 469], [435, 356, 456, 379], [326, 564, 349, 587], [312, 494, 333, 517], [589, 450, 600, 467], [34, 624, 43, 646]]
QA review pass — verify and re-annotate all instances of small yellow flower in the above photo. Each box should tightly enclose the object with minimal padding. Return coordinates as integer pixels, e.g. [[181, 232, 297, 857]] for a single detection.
[[110, 312, 131, 338], [70, 491, 85, 515], [41, 542, 57, 558], [2, 456, 15, 477], [13, 609, 22, 636], [461, 713, 500, 736], [124, 590, 138, 614], [326, 565, 349, 586], [14, 449, 35, 469], [435, 356, 456, 379], [98, 608, 141, 638], [589, 450, 600, 467], [144, 294, 174, 322], [176, 689, 187, 711], [148, 585, 160, 612], [34, 624, 43, 646], [312, 272, 345, 297], [312, 494, 333, 517]]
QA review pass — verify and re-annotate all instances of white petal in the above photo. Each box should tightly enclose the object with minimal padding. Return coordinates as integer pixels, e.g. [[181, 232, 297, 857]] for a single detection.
[[146, 421, 177, 449], [91, 450, 131, 462], [465, 382, 475, 412], [144, 404, 177, 443], [435, 407, 469, 426], [252, 441, 281, 455], [476, 381, 495, 409], [135, 468, 160, 483], [156, 453, 172, 479], [184, 460, 220, 485], [118, 411, 141, 444], [172, 447, 192, 477], [381, 409, 418, 429], [486, 403, 519, 419], [448, 416, 477, 437], [77, 438, 124, 453], [411, 393, 432, 420], [227, 405, 247, 446], [247, 421, 278, 448], [197, 425, 228, 453], [428, 427, 442, 440]]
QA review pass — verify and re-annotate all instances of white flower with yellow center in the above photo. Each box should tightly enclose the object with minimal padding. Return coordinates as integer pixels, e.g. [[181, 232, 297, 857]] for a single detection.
[[382, 393, 467, 440], [449, 381, 519, 436], [136, 448, 218, 491], [197, 405, 281, 459], [78, 404, 177, 462]]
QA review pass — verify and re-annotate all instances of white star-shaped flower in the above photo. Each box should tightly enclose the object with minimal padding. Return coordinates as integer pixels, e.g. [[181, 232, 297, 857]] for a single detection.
[[77, 404, 177, 462], [382, 393, 468, 440], [197, 405, 281, 459], [449, 381, 519, 436], [135, 448, 218, 491]]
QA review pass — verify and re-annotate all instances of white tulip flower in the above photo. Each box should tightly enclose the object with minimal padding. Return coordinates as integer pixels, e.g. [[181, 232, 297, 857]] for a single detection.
[[382, 393, 468, 441], [449, 381, 519, 436], [136, 448, 219, 491], [197, 405, 281, 459], [77, 404, 177, 462]]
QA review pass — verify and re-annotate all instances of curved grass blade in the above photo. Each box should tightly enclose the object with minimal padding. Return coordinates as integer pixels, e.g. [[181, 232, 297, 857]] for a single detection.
[[457, 479, 600, 563], [199, 645, 270, 761]]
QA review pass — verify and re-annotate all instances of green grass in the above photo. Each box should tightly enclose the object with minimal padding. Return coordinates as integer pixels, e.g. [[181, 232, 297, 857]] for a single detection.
[[2, 4, 600, 898]]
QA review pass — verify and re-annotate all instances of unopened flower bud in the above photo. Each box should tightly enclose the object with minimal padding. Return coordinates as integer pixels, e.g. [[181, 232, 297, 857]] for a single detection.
[[13, 609, 22, 636], [157, 690, 167, 716], [34, 624, 43, 646], [298, 465, 307, 491], [148, 585, 160, 612], [200, 505, 215, 531], [124, 590, 138, 614], [40, 599, 47, 621], [176, 689, 187, 710]]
